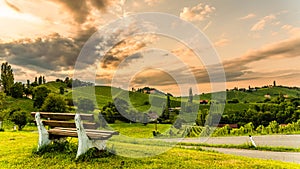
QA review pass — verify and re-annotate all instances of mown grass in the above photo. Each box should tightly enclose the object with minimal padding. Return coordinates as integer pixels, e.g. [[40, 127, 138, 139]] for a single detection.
[[1, 129, 300, 169], [178, 142, 300, 153], [109, 122, 172, 138]]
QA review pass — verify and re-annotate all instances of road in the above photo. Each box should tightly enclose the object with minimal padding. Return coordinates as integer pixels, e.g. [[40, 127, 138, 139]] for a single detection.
[[163, 135, 300, 148], [160, 135, 300, 164], [201, 147, 300, 164]]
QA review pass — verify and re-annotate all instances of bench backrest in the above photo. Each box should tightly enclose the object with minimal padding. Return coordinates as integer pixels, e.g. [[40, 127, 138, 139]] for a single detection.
[[31, 112, 99, 129]]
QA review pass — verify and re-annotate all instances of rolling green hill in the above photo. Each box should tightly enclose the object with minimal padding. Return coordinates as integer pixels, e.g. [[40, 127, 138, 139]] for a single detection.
[[2, 81, 299, 115]]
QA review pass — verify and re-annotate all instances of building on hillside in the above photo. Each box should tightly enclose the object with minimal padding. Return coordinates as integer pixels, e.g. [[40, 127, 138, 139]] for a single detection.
[[199, 100, 209, 105], [217, 124, 238, 128]]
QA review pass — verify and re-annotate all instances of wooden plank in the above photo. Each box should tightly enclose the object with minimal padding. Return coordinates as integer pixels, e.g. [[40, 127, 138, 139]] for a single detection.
[[53, 127, 119, 135], [42, 120, 98, 129], [31, 112, 94, 121], [48, 128, 115, 140]]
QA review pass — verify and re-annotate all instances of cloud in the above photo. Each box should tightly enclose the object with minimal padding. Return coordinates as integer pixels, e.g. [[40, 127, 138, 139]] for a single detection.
[[180, 3, 215, 22], [52, 0, 116, 24], [144, 0, 161, 6], [129, 34, 300, 86], [220, 36, 300, 82], [4, 0, 21, 12], [100, 37, 147, 69], [251, 14, 276, 31], [214, 38, 230, 47], [203, 21, 212, 31], [239, 13, 256, 20], [0, 27, 97, 72], [281, 25, 300, 36]]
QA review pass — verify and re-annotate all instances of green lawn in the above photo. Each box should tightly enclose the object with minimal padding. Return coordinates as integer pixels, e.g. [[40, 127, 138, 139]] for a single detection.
[[109, 122, 172, 138], [0, 129, 299, 169]]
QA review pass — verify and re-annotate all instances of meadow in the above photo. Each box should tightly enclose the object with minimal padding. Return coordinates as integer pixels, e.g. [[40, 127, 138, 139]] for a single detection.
[[1, 127, 300, 169]]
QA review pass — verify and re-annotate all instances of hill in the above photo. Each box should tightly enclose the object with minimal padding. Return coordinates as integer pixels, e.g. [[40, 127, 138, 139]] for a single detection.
[[195, 86, 300, 103]]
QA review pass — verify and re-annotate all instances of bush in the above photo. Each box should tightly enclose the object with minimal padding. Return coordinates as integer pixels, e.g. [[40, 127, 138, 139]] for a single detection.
[[10, 111, 29, 130], [213, 125, 231, 136], [41, 93, 67, 112], [33, 86, 50, 108]]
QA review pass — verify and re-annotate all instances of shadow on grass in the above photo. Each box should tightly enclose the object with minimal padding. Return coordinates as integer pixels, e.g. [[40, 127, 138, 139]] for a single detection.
[[31, 140, 116, 162]]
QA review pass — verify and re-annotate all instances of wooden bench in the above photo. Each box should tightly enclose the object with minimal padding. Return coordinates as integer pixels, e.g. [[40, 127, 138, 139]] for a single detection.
[[31, 112, 119, 158]]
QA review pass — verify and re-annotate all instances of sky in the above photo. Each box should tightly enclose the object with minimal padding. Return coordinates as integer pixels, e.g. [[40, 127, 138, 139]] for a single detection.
[[0, 0, 300, 96]]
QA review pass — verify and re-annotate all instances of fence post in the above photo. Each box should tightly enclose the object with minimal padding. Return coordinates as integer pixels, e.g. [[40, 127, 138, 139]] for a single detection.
[[249, 135, 256, 147]]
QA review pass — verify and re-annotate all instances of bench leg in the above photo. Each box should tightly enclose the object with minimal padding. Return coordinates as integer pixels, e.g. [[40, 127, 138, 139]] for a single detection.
[[35, 112, 51, 149], [75, 114, 107, 158]]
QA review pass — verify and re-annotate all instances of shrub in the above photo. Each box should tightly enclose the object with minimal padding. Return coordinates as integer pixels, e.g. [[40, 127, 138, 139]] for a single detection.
[[33, 86, 50, 108], [213, 125, 231, 136], [41, 93, 67, 112], [10, 111, 29, 130]]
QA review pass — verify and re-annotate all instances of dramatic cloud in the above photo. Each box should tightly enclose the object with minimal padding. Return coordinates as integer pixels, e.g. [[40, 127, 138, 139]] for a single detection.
[[0, 27, 97, 72], [52, 0, 116, 24], [221, 36, 300, 82], [180, 3, 215, 22], [239, 13, 256, 20], [251, 14, 276, 31], [100, 36, 148, 69], [128, 34, 300, 86]]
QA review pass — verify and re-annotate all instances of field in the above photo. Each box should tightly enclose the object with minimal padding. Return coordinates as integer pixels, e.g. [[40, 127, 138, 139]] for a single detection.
[[1, 128, 299, 169], [110, 122, 172, 138]]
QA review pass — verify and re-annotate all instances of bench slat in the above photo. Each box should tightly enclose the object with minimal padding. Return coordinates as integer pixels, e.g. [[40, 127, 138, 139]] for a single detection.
[[53, 127, 119, 135], [53, 127, 118, 135], [49, 128, 115, 140], [31, 112, 94, 121], [43, 120, 98, 129]]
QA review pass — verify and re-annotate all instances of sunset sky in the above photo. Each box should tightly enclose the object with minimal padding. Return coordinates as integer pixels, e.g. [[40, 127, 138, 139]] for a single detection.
[[0, 0, 300, 95]]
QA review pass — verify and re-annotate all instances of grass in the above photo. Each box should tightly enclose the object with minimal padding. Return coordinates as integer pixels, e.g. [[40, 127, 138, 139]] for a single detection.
[[109, 122, 172, 138], [1, 129, 300, 169], [177, 142, 300, 153]]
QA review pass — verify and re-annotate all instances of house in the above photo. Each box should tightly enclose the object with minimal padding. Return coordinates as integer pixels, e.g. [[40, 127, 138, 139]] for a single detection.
[[217, 124, 238, 128], [200, 100, 209, 104]]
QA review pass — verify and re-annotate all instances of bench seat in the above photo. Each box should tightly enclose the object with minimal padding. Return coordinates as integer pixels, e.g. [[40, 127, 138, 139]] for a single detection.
[[48, 127, 118, 140]]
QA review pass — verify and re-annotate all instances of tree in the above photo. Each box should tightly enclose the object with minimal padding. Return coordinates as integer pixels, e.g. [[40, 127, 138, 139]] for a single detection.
[[59, 86, 64, 95], [26, 80, 30, 87], [1, 62, 14, 96], [24, 86, 33, 97], [10, 111, 29, 130], [188, 87, 193, 103], [11, 82, 24, 98], [196, 109, 208, 126], [42, 76, 46, 84], [38, 76, 42, 85], [167, 95, 171, 108], [41, 93, 66, 112], [33, 86, 50, 108]]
